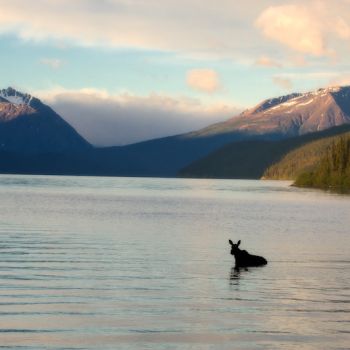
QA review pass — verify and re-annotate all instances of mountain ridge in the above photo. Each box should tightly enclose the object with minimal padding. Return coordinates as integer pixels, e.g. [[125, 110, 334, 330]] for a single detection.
[[1, 85, 350, 177], [189, 86, 350, 139]]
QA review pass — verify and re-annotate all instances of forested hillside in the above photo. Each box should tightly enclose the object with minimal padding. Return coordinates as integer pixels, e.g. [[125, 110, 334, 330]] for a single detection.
[[294, 136, 350, 192], [179, 125, 350, 179], [263, 131, 350, 180]]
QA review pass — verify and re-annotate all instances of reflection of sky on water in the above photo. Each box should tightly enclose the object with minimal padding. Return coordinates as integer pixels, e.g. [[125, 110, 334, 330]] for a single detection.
[[0, 175, 349, 349]]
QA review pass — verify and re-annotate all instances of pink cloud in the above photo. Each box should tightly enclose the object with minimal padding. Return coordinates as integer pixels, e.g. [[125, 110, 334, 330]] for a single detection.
[[186, 69, 221, 93]]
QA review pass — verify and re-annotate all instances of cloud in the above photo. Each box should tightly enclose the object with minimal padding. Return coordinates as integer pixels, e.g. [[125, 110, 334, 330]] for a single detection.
[[40, 58, 63, 69], [38, 88, 240, 146], [255, 2, 350, 58], [0, 0, 257, 55], [256, 5, 326, 56], [333, 16, 350, 39], [186, 69, 221, 93], [273, 76, 293, 90], [255, 55, 282, 68], [0, 0, 349, 64]]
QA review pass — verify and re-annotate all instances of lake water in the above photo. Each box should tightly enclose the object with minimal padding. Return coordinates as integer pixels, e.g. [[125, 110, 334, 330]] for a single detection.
[[0, 175, 349, 350]]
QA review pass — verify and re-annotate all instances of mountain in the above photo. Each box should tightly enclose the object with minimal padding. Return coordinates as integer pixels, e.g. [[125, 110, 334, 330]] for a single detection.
[[114, 85, 350, 177], [1, 85, 350, 178], [191, 86, 350, 138], [0, 87, 92, 154], [178, 86, 350, 179], [179, 125, 350, 179]]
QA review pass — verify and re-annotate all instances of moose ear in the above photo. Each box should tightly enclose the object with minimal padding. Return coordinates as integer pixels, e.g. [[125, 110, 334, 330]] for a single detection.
[[237, 240, 241, 246], [229, 239, 234, 246]]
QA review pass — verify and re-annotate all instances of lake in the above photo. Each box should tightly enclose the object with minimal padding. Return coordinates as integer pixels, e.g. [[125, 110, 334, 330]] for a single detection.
[[0, 175, 349, 349]]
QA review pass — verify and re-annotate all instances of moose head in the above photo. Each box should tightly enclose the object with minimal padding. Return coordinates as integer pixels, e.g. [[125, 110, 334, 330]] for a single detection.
[[229, 239, 241, 256]]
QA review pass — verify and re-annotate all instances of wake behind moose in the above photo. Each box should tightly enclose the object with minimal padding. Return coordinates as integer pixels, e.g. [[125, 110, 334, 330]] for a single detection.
[[229, 239, 267, 267]]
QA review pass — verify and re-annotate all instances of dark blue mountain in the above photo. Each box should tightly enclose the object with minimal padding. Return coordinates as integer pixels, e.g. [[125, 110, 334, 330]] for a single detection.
[[0, 87, 92, 154]]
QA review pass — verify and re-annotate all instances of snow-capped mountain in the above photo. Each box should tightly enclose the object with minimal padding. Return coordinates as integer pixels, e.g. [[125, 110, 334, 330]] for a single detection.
[[0, 87, 92, 154], [192, 86, 350, 137]]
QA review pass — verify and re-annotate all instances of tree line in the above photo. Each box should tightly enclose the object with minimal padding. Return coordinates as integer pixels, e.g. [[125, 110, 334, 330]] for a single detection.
[[295, 136, 350, 193]]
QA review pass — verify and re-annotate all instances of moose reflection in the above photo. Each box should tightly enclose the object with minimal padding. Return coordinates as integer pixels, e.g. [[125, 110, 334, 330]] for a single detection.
[[229, 239, 267, 268]]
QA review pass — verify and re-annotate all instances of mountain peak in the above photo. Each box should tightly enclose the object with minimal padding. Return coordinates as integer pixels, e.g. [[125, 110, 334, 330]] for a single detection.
[[0, 87, 33, 106], [248, 86, 349, 116], [248, 92, 302, 115], [0, 87, 92, 154], [192, 85, 350, 138]]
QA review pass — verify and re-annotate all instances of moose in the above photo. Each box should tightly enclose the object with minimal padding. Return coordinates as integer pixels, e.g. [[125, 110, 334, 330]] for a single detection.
[[229, 239, 267, 268]]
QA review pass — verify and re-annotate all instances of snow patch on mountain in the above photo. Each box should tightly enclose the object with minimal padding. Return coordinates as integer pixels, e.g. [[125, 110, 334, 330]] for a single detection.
[[0, 87, 33, 106], [279, 100, 299, 107], [261, 86, 344, 114], [297, 99, 314, 107], [0, 94, 25, 105]]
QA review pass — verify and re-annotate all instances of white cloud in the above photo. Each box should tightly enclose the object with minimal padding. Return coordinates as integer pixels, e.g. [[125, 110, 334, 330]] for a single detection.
[[186, 69, 221, 93], [255, 2, 350, 58], [40, 58, 63, 69], [256, 4, 326, 56], [37, 88, 240, 146], [0, 1, 349, 64], [0, 0, 258, 55]]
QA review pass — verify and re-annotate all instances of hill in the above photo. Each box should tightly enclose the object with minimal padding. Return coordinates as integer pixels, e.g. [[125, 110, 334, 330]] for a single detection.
[[179, 125, 350, 179], [263, 130, 350, 180], [0, 132, 272, 177], [294, 136, 350, 193]]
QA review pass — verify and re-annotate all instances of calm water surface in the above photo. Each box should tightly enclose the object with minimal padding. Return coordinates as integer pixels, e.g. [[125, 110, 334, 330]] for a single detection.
[[0, 175, 349, 349]]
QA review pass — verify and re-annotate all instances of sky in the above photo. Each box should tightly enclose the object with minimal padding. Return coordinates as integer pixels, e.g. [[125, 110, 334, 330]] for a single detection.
[[1, 0, 350, 146]]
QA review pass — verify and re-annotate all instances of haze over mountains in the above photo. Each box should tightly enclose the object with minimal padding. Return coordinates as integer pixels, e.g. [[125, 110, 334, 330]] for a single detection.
[[1, 85, 350, 177]]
